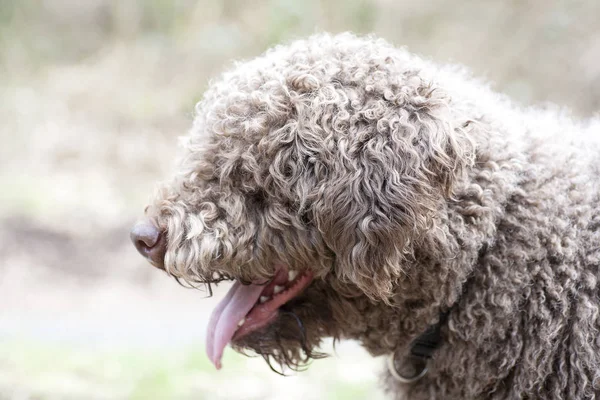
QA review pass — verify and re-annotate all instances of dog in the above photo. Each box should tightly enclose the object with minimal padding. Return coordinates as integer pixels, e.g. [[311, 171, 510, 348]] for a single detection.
[[131, 33, 600, 399]]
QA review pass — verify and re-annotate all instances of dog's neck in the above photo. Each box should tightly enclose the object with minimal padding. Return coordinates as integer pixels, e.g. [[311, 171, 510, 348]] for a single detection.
[[334, 124, 526, 358]]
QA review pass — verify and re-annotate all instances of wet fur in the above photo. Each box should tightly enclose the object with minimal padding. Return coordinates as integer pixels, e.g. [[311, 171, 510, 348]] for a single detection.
[[144, 33, 600, 399]]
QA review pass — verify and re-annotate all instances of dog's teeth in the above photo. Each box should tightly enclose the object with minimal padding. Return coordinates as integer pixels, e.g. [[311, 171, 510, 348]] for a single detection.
[[260, 296, 269, 303], [273, 285, 284, 294], [238, 318, 245, 327], [288, 270, 298, 281]]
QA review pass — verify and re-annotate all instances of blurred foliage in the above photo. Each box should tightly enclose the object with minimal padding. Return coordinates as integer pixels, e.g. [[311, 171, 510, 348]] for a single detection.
[[0, 0, 380, 73]]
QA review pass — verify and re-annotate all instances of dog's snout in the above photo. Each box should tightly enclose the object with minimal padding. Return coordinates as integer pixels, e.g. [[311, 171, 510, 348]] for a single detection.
[[130, 219, 166, 269]]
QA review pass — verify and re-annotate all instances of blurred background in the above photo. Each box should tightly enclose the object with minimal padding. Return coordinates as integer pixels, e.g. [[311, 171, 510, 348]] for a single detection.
[[1, 1, 599, 399]]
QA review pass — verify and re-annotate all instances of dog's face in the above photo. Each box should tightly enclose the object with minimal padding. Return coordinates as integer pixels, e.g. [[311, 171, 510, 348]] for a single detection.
[[131, 34, 474, 371]]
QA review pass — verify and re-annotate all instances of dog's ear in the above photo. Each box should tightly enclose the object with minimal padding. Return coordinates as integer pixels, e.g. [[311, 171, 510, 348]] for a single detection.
[[313, 99, 475, 302]]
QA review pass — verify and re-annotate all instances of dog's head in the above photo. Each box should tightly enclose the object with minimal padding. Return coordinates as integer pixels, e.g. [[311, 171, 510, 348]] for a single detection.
[[131, 33, 475, 371]]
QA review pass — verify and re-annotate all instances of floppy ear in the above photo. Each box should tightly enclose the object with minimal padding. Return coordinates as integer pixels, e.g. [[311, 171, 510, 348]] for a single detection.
[[313, 102, 475, 302]]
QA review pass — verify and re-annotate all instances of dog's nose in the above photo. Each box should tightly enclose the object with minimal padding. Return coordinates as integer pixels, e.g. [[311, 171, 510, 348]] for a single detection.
[[130, 219, 166, 269]]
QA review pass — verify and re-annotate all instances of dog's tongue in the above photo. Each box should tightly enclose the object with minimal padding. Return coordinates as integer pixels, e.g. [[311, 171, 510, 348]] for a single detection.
[[206, 281, 265, 369]]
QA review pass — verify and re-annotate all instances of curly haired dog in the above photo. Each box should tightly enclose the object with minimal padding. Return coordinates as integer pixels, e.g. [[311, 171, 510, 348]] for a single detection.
[[131, 33, 600, 399]]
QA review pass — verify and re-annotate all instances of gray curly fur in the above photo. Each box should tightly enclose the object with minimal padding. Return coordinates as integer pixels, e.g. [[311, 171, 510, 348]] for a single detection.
[[143, 33, 600, 399]]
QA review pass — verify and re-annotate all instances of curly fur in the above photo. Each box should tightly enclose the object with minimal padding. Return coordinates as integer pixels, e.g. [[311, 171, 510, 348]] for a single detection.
[[142, 33, 600, 399]]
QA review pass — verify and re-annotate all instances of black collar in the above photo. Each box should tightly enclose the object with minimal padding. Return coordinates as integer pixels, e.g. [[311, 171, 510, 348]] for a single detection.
[[388, 310, 449, 383], [409, 310, 449, 360]]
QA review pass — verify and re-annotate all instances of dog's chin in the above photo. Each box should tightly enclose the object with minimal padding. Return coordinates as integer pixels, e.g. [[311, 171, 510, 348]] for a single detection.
[[230, 282, 338, 373], [231, 304, 328, 373]]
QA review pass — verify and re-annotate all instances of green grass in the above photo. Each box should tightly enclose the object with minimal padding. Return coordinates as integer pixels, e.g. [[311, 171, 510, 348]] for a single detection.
[[0, 339, 382, 400], [1, 340, 239, 400]]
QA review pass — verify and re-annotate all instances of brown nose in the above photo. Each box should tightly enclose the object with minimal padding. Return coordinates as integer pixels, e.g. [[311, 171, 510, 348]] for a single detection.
[[130, 219, 166, 269]]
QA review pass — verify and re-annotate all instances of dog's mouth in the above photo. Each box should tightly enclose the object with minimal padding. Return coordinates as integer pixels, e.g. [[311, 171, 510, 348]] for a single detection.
[[206, 266, 314, 369]]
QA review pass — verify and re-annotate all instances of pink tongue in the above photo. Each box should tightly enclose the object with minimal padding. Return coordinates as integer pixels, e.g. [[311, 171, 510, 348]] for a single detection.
[[206, 281, 266, 369]]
